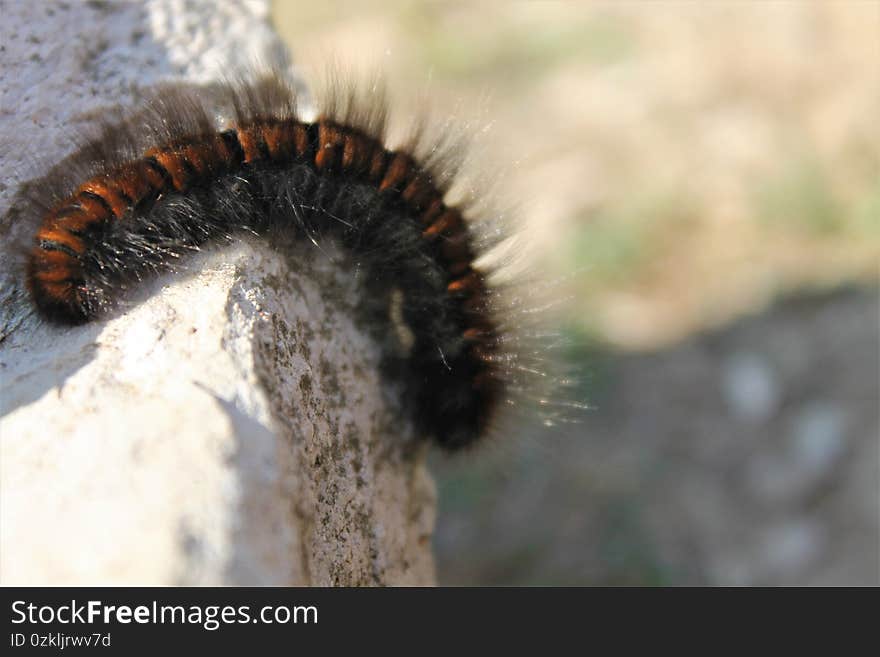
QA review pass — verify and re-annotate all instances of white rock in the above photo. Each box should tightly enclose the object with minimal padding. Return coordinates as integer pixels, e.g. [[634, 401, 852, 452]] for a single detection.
[[722, 351, 781, 423], [0, 0, 435, 585]]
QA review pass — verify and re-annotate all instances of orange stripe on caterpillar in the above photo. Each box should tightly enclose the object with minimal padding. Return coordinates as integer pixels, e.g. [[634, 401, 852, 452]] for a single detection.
[[315, 120, 344, 171], [422, 209, 461, 238], [379, 152, 415, 192], [36, 227, 86, 255], [144, 148, 191, 191], [78, 180, 130, 219], [447, 272, 482, 295]]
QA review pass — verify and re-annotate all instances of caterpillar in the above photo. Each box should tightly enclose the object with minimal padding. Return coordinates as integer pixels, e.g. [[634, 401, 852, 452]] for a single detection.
[[6, 66, 579, 450], [12, 70, 545, 450]]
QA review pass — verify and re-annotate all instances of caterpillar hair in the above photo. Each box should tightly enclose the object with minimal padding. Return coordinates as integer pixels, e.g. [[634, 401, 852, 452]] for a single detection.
[[11, 68, 565, 450]]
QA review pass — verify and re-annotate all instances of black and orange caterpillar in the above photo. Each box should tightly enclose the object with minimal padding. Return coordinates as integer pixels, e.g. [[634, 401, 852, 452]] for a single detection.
[[21, 72, 516, 449]]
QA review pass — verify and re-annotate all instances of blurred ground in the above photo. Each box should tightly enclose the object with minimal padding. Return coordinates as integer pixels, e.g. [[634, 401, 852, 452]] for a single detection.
[[274, 2, 879, 585], [432, 287, 878, 585]]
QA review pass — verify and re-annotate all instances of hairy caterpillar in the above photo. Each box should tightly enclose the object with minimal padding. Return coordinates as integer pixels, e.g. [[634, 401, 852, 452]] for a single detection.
[[14, 70, 554, 449]]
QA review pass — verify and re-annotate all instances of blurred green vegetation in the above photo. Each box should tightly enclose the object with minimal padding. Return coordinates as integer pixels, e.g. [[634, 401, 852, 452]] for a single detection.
[[404, 8, 636, 83], [755, 156, 844, 235], [566, 191, 698, 285], [855, 179, 880, 235]]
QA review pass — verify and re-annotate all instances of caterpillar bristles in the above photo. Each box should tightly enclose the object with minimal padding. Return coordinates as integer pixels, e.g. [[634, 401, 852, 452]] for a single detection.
[[6, 65, 581, 449]]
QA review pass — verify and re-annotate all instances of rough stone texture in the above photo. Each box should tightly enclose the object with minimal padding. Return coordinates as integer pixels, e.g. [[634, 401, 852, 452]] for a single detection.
[[0, 0, 435, 585]]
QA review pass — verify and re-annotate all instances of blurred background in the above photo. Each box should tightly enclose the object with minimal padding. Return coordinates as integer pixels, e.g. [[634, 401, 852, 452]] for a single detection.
[[274, 1, 879, 585]]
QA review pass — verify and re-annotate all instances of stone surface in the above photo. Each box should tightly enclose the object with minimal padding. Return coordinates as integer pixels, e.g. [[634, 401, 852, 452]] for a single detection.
[[0, 0, 435, 585]]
